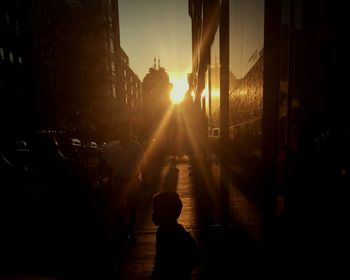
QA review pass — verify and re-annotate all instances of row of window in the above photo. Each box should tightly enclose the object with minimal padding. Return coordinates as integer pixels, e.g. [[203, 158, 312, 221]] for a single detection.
[[123, 80, 141, 92], [122, 68, 141, 87], [123, 82, 141, 98], [0, 47, 22, 64], [0, 13, 20, 36], [109, 83, 140, 110]]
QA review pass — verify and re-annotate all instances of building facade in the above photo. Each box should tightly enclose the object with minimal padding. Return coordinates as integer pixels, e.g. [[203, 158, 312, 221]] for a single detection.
[[119, 48, 142, 136], [28, 0, 124, 141], [1, 0, 140, 142]]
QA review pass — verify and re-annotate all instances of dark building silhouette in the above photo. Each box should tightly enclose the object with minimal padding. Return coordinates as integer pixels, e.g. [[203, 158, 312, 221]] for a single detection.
[[28, 0, 124, 141], [142, 58, 172, 140], [1, 0, 140, 142], [0, 0, 31, 143]]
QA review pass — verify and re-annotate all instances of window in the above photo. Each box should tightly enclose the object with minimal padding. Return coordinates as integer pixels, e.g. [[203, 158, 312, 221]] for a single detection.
[[112, 84, 117, 98], [108, 15, 113, 29], [0, 48, 4, 60], [18, 56, 22, 64], [9, 52, 14, 63], [124, 69, 126, 77], [111, 61, 115, 75], [109, 38, 114, 53]]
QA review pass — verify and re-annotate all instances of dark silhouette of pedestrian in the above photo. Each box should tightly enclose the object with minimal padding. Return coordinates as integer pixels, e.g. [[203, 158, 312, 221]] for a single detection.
[[105, 120, 145, 242], [151, 190, 200, 280], [27, 132, 94, 276], [163, 159, 179, 191]]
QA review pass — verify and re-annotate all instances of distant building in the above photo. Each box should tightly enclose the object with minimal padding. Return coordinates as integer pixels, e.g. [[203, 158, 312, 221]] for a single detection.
[[142, 58, 172, 139]]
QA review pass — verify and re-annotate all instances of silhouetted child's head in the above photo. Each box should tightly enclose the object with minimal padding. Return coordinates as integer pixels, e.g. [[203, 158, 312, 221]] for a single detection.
[[152, 190, 182, 227]]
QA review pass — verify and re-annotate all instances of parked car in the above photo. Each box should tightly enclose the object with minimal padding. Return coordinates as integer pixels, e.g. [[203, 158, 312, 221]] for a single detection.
[[70, 138, 82, 147], [84, 141, 99, 157], [88, 141, 98, 149]]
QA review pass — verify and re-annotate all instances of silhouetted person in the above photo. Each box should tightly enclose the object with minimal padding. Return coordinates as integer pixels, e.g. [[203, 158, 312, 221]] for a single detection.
[[27, 132, 92, 276], [151, 190, 200, 280], [106, 120, 145, 241], [163, 159, 179, 191]]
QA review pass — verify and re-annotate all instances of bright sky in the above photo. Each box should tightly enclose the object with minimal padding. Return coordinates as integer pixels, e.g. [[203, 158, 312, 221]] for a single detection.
[[118, 0, 264, 82], [118, 0, 192, 81]]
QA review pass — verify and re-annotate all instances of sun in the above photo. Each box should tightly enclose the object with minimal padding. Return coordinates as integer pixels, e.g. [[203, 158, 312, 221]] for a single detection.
[[169, 75, 188, 104]]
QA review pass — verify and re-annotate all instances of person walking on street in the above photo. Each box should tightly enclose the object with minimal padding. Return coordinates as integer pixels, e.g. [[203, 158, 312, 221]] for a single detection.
[[107, 120, 145, 242]]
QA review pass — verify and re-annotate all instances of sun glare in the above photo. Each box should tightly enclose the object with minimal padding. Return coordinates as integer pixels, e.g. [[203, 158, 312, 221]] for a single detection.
[[169, 75, 188, 104]]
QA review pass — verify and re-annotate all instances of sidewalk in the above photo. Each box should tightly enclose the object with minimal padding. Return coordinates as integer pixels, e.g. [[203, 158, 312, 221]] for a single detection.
[[114, 157, 263, 279], [115, 159, 201, 280]]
